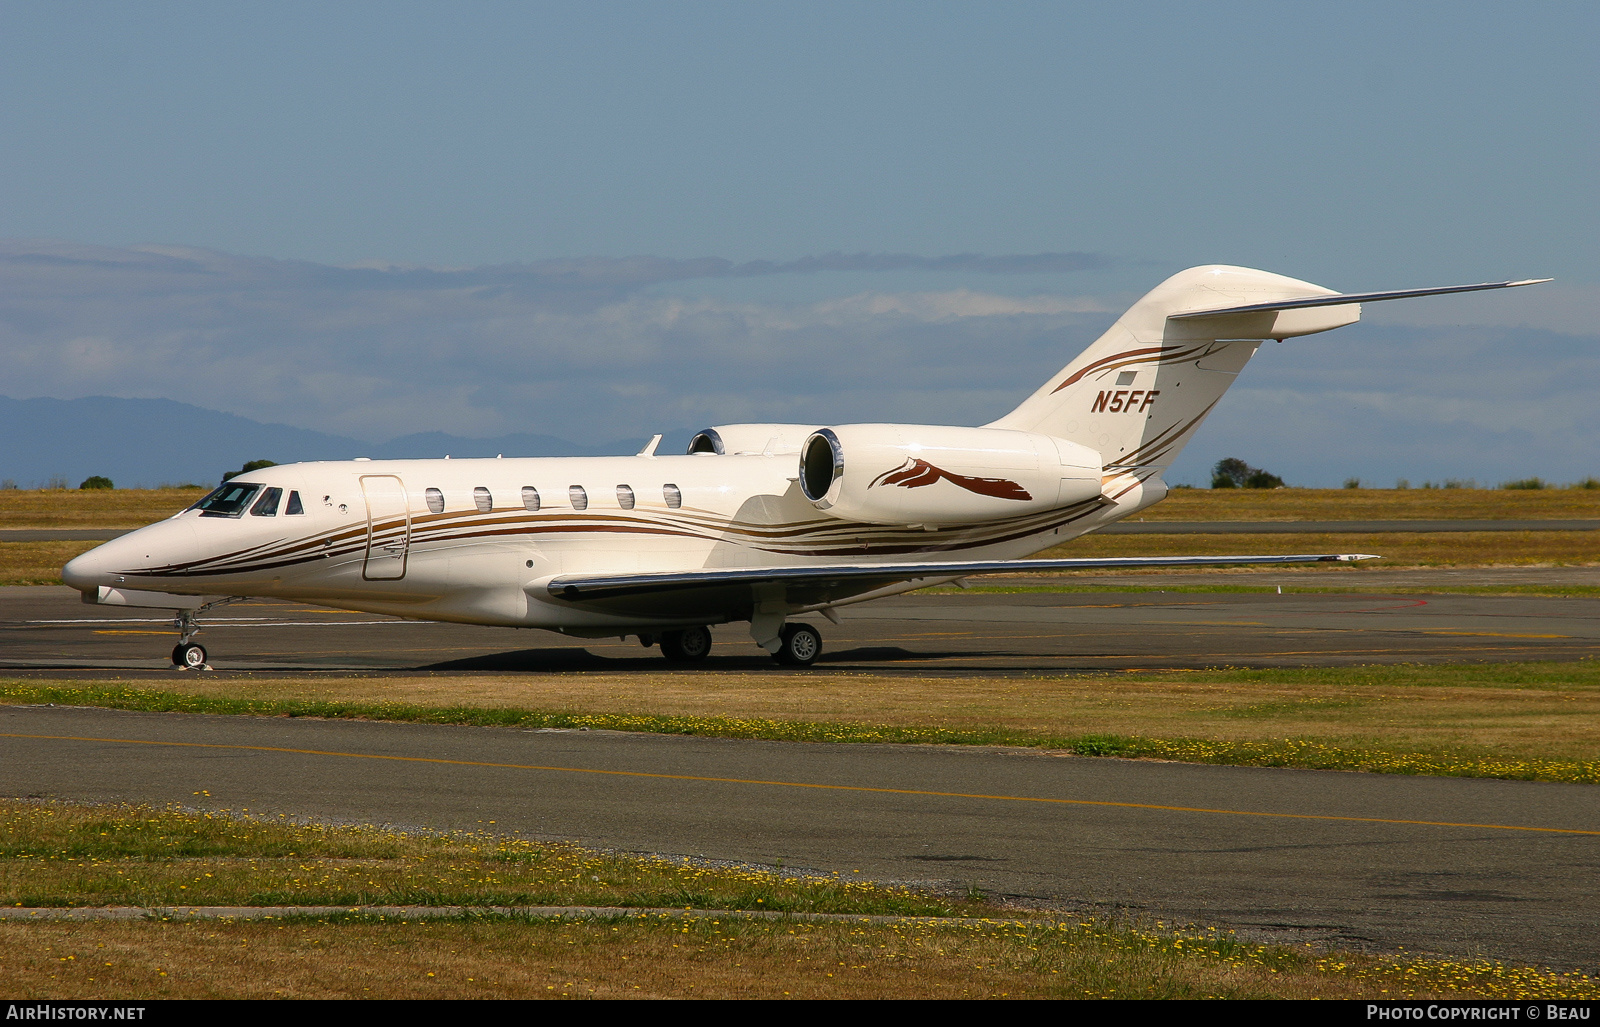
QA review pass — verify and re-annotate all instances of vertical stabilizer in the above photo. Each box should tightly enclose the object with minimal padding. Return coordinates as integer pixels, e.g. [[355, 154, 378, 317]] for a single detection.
[[986, 265, 1360, 497]]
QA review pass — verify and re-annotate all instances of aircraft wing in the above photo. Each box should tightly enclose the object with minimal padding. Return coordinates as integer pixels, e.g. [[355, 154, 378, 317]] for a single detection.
[[545, 553, 1377, 614]]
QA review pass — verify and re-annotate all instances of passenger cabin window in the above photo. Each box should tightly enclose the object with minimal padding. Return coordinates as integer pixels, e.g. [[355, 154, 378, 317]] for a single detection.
[[193, 482, 261, 519], [568, 485, 588, 511], [424, 488, 445, 514], [249, 487, 283, 517], [521, 486, 540, 512], [285, 490, 305, 515], [616, 484, 635, 510], [473, 486, 493, 513], [663, 483, 682, 509]]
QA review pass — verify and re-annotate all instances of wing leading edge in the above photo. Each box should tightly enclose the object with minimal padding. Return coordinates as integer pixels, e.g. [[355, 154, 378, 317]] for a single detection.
[[546, 553, 1377, 605]]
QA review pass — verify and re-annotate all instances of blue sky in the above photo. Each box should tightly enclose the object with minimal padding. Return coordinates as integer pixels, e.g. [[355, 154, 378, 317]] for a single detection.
[[0, 1, 1595, 485]]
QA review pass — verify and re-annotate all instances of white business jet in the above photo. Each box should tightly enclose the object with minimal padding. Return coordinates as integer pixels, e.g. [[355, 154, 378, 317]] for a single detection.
[[62, 265, 1547, 669]]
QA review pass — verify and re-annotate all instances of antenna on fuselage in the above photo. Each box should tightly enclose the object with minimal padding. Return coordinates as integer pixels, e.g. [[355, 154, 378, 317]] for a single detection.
[[637, 434, 663, 458]]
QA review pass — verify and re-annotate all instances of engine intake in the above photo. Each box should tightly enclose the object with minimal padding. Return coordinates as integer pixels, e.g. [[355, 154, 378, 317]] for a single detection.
[[688, 424, 823, 456]]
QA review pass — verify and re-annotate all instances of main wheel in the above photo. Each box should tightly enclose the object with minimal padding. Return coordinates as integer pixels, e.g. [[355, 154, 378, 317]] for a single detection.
[[773, 623, 822, 667], [660, 626, 712, 662], [172, 642, 208, 669]]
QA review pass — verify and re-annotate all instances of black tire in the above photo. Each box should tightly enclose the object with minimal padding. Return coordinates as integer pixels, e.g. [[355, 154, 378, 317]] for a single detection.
[[773, 623, 822, 667], [173, 642, 207, 669], [660, 626, 712, 662]]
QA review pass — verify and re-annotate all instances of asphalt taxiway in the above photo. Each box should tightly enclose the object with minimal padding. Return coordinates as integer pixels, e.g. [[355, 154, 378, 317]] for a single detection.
[[4, 703, 1597, 969], [0, 567, 1596, 674]]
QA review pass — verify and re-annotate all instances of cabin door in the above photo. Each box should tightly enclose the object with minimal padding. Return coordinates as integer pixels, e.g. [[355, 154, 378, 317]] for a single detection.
[[360, 475, 411, 580]]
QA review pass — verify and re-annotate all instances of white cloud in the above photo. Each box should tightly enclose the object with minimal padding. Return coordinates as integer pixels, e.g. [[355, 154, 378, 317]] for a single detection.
[[0, 239, 1592, 485], [813, 290, 1110, 321], [0, 239, 1110, 443]]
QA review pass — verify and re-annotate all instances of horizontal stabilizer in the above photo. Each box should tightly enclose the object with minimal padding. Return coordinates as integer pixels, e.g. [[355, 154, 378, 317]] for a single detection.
[[1168, 278, 1551, 321], [548, 553, 1378, 603]]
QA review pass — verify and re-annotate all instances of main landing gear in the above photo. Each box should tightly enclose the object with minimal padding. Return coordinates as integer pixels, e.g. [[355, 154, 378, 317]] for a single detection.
[[659, 626, 713, 663], [645, 622, 823, 667], [772, 622, 822, 667]]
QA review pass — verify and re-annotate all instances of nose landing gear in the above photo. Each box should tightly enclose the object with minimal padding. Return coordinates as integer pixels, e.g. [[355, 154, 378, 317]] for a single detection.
[[167, 597, 244, 670]]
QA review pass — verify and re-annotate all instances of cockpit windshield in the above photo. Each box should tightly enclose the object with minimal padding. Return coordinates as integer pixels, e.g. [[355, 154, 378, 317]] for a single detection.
[[191, 482, 263, 518]]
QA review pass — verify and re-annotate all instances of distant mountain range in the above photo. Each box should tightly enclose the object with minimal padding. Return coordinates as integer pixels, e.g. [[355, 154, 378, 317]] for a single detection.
[[0, 396, 684, 488]]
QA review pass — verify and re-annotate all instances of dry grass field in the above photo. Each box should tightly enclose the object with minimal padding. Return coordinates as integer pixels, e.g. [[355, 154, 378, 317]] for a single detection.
[[0, 488, 204, 529], [1143, 487, 1600, 521], [10, 915, 1573, 1000], [0, 541, 101, 586]]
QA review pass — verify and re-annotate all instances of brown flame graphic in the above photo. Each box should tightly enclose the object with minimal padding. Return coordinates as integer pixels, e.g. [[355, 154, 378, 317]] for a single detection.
[[869, 458, 1032, 501], [1050, 344, 1210, 393]]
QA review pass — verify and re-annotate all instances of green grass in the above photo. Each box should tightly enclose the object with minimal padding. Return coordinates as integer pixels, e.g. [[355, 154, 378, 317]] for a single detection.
[[3, 801, 1597, 1000], [7, 667, 1599, 785], [0, 800, 964, 915]]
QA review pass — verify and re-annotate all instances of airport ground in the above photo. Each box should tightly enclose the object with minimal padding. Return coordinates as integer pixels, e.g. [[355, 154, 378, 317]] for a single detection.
[[1, 488, 1597, 997]]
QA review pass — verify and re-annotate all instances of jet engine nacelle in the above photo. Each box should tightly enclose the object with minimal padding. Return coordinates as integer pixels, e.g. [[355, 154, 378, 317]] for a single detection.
[[688, 424, 825, 456], [799, 424, 1103, 526]]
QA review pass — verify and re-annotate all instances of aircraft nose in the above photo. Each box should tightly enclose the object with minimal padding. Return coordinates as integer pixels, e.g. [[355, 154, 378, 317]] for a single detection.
[[62, 543, 114, 592], [62, 520, 195, 593]]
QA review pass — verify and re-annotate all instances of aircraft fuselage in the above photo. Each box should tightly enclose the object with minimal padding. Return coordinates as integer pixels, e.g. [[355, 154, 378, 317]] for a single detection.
[[62, 452, 1163, 635]]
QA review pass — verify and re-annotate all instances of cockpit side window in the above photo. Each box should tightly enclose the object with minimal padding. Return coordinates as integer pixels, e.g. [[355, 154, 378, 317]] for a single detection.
[[285, 491, 305, 515], [193, 482, 262, 518], [249, 487, 283, 517]]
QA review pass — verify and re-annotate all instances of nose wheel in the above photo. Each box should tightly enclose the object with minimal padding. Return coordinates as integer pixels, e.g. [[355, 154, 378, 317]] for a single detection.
[[172, 642, 209, 670]]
